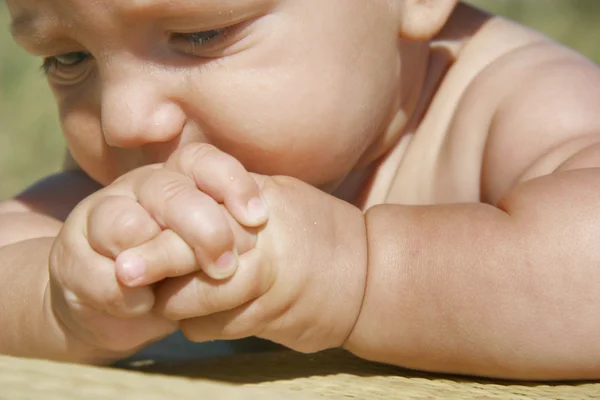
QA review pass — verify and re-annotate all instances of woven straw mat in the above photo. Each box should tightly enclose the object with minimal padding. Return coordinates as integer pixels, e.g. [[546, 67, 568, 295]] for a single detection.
[[2, 349, 600, 399]]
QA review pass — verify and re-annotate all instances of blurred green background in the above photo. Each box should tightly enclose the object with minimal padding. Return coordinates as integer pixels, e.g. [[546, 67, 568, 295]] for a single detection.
[[2, 1, 600, 200]]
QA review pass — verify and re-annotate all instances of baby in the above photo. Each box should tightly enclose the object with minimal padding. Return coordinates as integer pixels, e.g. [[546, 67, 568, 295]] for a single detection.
[[3, 0, 600, 381]]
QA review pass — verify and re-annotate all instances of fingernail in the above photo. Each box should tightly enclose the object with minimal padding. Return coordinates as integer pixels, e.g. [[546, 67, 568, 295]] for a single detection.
[[247, 197, 268, 223], [211, 251, 238, 279], [119, 256, 147, 286]]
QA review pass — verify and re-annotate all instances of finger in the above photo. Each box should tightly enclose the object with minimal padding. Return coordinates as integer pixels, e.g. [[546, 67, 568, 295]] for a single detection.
[[116, 212, 259, 288], [180, 302, 306, 349], [135, 169, 238, 280], [179, 303, 258, 342], [155, 248, 273, 320], [166, 143, 268, 227], [115, 229, 197, 287], [50, 242, 156, 319], [51, 281, 178, 353], [87, 195, 161, 259]]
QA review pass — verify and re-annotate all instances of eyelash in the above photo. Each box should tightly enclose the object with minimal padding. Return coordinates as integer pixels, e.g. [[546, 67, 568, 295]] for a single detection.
[[41, 52, 90, 74], [40, 28, 226, 75], [173, 28, 225, 47]]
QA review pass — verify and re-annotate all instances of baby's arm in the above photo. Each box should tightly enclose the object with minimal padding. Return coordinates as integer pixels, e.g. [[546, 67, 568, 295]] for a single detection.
[[345, 47, 600, 380], [0, 170, 101, 360], [1, 146, 266, 363]]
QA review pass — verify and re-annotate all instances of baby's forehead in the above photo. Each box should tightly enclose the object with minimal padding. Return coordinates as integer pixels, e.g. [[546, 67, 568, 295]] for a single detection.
[[7, 0, 278, 18], [7, 0, 280, 35]]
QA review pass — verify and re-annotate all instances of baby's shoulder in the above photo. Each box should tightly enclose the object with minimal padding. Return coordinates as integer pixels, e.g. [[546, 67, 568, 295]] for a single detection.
[[456, 14, 600, 126], [426, 15, 600, 204]]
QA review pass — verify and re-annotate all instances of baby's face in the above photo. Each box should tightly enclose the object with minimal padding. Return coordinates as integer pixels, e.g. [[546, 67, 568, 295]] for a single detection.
[[9, 0, 411, 189]]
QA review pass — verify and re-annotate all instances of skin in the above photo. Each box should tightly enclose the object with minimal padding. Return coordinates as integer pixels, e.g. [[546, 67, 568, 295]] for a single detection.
[[2, 0, 600, 379]]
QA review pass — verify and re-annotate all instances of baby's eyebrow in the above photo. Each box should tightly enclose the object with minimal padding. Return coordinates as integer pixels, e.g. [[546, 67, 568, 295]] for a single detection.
[[122, 0, 275, 21], [10, 10, 37, 38], [10, 10, 58, 49]]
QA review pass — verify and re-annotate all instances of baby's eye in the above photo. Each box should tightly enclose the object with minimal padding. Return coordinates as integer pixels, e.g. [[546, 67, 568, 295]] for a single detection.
[[41, 51, 91, 74], [171, 28, 228, 56], [180, 29, 224, 45]]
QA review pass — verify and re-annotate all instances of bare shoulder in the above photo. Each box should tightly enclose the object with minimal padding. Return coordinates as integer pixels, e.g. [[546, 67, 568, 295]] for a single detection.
[[0, 168, 100, 245], [452, 16, 600, 205], [1, 168, 101, 222]]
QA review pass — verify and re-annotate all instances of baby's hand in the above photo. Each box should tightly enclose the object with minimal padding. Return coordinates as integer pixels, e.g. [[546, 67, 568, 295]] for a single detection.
[[48, 166, 177, 360], [114, 144, 267, 286], [48, 147, 266, 361], [137, 146, 369, 354]]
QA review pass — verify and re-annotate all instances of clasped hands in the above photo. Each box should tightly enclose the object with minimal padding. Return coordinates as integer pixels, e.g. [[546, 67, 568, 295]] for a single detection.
[[48, 143, 368, 360]]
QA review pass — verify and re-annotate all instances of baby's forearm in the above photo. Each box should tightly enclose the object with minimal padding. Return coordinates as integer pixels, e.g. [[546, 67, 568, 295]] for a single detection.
[[0, 215, 116, 364], [346, 169, 600, 380], [1, 238, 69, 359]]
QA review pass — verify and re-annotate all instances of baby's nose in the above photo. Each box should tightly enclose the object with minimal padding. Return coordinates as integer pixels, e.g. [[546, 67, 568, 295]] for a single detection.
[[100, 77, 186, 148]]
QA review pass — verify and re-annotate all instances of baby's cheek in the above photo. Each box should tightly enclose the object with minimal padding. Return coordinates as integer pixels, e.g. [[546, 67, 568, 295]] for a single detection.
[[222, 134, 347, 186], [189, 75, 363, 184], [216, 117, 355, 186], [61, 121, 118, 185]]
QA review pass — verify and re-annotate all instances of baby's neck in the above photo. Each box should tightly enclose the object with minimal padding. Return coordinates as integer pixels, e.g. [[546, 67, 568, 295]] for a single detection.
[[332, 4, 492, 210]]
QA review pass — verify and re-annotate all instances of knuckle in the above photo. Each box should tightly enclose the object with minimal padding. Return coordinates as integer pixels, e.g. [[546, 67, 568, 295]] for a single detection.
[[138, 171, 193, 214], [160, 179, 194, 208], [111, 208, 149, 238], [89, 196, 158, 254], [89, 195, 120, 223], [91, 196, 137, 230]]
